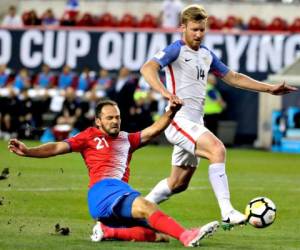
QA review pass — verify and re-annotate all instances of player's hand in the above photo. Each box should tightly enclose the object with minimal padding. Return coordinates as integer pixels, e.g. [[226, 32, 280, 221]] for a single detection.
[[270, 82, 298, 95], [169, 98, 183, 113], [169, 94, 183, 106], [161, 90, 182, 103], [8, 138, 28, 156], [162, 90, 183, 105]]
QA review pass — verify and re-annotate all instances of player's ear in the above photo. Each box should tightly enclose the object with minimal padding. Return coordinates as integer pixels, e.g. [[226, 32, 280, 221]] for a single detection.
[[180, 23, 186, 32], [95, 118, 101, 127]]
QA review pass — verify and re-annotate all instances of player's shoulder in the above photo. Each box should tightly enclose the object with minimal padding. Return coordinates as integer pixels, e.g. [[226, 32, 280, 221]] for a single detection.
[[113, 131, 139, 146], [171, 39, 185, 47], [164, 39, 185, 51], [118, 131, 141, 139], [152, 40, 184, 65]]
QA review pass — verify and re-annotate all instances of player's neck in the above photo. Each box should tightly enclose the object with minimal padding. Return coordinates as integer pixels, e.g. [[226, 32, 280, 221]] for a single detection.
[[98, 127, 119, 138], [182, 38, 199, 51]]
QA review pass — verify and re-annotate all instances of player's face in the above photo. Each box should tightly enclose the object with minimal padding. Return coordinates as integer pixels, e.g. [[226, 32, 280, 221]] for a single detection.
[[182, 20, 206, 50], [96, 105, 121, 137]]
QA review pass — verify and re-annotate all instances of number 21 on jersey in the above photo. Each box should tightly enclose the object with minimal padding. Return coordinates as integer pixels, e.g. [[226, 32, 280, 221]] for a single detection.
[[94, 137, 109, 149]]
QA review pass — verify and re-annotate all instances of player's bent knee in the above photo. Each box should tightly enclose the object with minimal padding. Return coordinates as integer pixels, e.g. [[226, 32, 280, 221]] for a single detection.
[[216, 143, 226, 158], [210, 141, 226, 162], [132, 196, 158, 219]]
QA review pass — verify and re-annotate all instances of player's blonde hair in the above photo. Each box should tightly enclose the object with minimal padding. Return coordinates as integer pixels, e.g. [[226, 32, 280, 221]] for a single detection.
[[181, 4, 208, 25]]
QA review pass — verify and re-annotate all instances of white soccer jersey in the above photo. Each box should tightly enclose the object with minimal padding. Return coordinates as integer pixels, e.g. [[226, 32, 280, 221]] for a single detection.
[[152, 40, 229, 123]]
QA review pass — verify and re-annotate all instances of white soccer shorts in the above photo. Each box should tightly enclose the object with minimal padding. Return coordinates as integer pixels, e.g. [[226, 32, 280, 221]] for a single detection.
[[165, 117, 208, 167]]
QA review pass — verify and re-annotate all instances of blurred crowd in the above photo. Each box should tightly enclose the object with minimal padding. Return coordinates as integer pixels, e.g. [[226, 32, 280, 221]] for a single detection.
[[0, 64, 166, 141], [1, 0, 298, 143], [1, 1, 300, 32]]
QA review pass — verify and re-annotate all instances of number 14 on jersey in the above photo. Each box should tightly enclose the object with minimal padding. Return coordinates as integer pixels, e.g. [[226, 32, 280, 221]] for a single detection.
[[196, 66, 205, 80]]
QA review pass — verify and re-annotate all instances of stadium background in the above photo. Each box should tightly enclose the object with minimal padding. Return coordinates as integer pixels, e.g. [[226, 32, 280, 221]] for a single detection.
[[0, 0, 299, 146]]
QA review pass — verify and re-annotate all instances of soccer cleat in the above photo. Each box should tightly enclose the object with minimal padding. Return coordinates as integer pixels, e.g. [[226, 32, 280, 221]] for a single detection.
[[179, 221, 219, 247], [90, 222, 104, 242], [221, 210, 247, 230]]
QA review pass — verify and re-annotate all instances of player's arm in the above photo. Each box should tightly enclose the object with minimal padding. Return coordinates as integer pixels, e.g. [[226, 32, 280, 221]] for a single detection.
[[141, 60, 182, 105], [8, 138, 70, 158], [222, 70, 298, 95], [140, 60, 172, 99], [140, 100, 182, 144]]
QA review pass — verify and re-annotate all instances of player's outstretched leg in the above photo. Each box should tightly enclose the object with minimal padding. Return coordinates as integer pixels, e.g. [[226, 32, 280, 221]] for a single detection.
[[133, 197, 219, 247], [91, 219, 219, 247], [91, 221, 169, 242], [148, 210, 219, 247]]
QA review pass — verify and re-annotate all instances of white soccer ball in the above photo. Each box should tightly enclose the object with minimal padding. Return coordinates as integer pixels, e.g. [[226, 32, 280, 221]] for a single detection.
[[245, 197, 276, 228]]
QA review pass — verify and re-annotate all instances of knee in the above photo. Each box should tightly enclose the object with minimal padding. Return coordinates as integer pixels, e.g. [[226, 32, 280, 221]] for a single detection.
[[132, 197, 158, 219], [210, 140, 226, 162]]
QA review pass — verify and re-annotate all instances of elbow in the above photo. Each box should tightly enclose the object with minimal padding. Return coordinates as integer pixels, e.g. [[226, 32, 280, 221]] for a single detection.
[[140, 60, 159, 76], [234, 72, 243, 81], [232, 72, 244, 85], [140, 66, 145, 76], [140, 63, 149, 76], [225, 71, 242, 87]]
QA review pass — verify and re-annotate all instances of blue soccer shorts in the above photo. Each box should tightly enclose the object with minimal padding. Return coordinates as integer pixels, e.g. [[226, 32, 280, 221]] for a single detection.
[[88, 178, 148, 228]]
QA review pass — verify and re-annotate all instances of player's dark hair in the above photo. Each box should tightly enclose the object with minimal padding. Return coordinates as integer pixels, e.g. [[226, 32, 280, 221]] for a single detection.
[[95, 99, 118, 117], [181, 4, 208, 25]]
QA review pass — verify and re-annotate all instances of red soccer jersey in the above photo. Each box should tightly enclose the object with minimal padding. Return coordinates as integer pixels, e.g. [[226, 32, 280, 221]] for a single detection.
[[66, 127, 142, 188]]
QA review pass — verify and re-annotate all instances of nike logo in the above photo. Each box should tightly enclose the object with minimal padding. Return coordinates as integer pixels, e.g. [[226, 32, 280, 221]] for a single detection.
[[219, 174, 225, 178], [184, 58, 192, 62]]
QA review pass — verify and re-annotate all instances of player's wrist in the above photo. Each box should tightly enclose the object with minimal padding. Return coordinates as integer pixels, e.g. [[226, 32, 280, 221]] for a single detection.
[[165, 107, 177, 119], [161, 89, 171, 99], [265, 84, 275, 94]]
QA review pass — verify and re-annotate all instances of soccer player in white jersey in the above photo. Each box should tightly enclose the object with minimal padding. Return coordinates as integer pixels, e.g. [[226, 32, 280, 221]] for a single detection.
[[140, 4, 297, 229]]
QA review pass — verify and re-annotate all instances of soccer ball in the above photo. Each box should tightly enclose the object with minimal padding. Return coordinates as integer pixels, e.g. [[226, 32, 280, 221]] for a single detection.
[[245, 197, 276, 228]]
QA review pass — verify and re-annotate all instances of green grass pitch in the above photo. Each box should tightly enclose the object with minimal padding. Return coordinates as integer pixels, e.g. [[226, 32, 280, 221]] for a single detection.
[[1, 140, 300, 249]]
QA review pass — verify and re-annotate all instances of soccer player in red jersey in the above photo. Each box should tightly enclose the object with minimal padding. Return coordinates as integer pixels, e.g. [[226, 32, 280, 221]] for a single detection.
[[8, 99, 219, 247]]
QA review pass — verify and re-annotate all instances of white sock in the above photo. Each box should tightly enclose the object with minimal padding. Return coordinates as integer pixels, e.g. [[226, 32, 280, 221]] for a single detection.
[[208, 163, 234, 218], [145, 178, 172, 204]]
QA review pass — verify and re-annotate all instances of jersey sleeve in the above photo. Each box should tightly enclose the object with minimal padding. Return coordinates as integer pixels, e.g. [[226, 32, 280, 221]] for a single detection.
[[151, 40, 183, 68], [65, 129, 88, 152], [209, 50, 230, 78], [128, 132, 142, 152]]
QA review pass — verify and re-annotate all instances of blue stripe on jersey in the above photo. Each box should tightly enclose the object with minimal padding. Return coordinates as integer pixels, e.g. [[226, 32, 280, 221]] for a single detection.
[[152, 40, 184, 68], [200, 45, 229, 78]]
